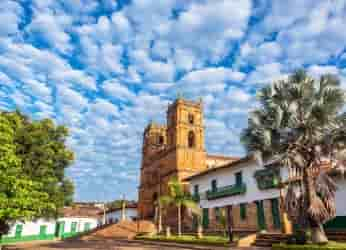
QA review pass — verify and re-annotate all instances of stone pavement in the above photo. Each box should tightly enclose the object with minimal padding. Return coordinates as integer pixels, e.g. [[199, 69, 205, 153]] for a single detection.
[[3, 239, 269, 250]]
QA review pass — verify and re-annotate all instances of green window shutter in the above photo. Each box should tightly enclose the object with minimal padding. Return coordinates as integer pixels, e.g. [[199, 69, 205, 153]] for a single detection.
[[192, 215, 198, 230], [271, 199, 281, 229], [211, 179, 217, 192], [235, 172, 243, 186], [15, 224, 23, 238], [256, 201, 267, 230], [194, 184, 199, 195], [214, 207, 220, 222], [84, 222, 91, 231], [71, 222, 77, 233], [202, 208, 209, 229], [240, 203, 247, 220], [39, 225, 47, 237]]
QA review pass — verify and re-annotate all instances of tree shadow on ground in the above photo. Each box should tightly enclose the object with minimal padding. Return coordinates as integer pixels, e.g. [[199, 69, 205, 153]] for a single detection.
[[3, 239, 181, 250]]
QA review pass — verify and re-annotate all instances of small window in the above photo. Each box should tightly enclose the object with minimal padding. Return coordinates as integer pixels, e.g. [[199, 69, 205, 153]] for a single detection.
[[188, 114, 194, 124], [240, 203, 247, 220], [202, 208, 209, 229], [211, 179, 217, 192], [214, 207, 221, 222], [158, 135, 164, 145], [188, 131, 195, 148], [235, 172, 243, 186], [193, 185, 199, 195]]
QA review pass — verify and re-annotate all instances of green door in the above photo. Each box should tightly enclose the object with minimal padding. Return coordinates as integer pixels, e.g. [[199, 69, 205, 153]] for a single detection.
[[71, 222, 77, 233], [39, 225, 47, 238], [256, 201, 267, 231], [202, 208, 209, 229], [192, 215, 198, 231], [55, 221, 65, 237], [15, 224, 23, 238], [271, 199, 281, 229], [84, 222, 91, 231]]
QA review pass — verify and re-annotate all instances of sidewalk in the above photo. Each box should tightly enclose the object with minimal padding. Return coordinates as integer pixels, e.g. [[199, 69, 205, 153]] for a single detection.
[[120, 239, 269, 250]]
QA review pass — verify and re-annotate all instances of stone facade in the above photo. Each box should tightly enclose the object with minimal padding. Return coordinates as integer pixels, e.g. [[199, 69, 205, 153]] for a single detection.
[[137, 98, 236, 230]]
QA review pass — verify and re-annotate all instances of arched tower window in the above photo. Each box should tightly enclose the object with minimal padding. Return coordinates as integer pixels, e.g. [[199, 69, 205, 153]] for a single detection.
[[158, 135, 164, 145], [188, 113, 194, 124], [188, 131, 195, 148]]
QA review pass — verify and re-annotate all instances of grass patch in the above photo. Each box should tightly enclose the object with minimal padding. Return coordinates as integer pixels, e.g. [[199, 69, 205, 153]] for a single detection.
[[135, 234, 231, 247], [272, 242, 346, 250]]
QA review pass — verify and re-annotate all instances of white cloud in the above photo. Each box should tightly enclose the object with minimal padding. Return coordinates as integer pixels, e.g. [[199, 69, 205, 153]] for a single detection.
[[178, 67, 245, 95], [227, 87, 251, 103], [56, 86, 88, 110], [0, 0, 23, 37], [246, 63, 287, 85], [22, 79, 52, 102], [308, 65, 339, 78], [168, 0, 252, 63], [26, 13, 72, 54], [102, 79, 136, 101], [88, 99, 120, 118]]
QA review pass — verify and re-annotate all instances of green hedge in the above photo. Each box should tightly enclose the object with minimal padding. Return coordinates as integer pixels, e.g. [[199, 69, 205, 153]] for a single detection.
[[272, 242, 346, 250], [135, 234, 231, 247]]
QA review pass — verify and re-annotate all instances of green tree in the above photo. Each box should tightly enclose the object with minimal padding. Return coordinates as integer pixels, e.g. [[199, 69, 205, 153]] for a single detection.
[[61, 178, 75, 206], [0, 111, 75, 241], [0, 113, 54, 242], [160, 177, 201, 236], [3, 111, 75, 212], [241, 70, 346, 243]]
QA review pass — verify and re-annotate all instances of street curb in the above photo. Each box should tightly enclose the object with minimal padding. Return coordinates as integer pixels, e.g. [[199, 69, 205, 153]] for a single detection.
[[120, 239, 233, 250]]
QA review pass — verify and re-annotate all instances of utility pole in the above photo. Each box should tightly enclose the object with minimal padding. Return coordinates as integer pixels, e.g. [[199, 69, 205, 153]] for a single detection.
[[103, 202, 106, 225], [121, 194, 126, 221]]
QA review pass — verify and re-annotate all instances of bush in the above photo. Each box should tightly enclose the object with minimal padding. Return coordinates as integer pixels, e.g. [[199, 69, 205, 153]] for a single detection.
[[135, 234, 230, 247], [273, 242, 346, 250], [287, 231, 307, 245]]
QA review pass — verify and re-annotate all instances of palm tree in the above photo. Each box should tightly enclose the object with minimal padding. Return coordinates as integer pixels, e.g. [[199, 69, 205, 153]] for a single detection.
[[160, 177, 201, 236], [241, 70, 346, 244]]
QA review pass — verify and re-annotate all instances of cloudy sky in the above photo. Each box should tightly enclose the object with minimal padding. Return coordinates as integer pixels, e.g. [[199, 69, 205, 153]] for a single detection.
[[1, 0, 346, 202]]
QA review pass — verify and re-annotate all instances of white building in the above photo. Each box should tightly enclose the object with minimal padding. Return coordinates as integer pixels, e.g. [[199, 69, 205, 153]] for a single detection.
[[0, 206, 101, 245], [185, 155, 346, 232], [185, 155, 284, 232], [104, 204, 138, 224]]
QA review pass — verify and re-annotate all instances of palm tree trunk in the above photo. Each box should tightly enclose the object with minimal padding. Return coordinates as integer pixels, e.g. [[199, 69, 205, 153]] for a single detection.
[[303, 167, 328, 244], [158, 203, 162, 234], [178, 204, 182, 236]]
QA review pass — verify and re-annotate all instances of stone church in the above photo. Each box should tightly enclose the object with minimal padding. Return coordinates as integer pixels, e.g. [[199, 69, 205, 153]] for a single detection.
[[138, 98, 346, 235], [137, 98, 237, 229]]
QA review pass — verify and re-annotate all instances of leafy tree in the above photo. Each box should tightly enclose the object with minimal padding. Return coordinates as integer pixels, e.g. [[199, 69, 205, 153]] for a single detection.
[[0, 113, 54, 241], [61, 178, 75, 206], [0, 111, 75, 240], [160, 177, 201, 236], [241, 70, 346, 243], [3, 111, 75, 211]]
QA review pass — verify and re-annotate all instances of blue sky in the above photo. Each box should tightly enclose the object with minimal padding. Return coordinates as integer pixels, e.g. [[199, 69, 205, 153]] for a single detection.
[[1, 0, 346, 202]]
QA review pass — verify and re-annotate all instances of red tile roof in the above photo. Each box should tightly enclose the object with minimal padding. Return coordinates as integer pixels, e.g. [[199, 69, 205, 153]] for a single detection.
[[184, 155, 254, 181], [61, 206, 103, 218]]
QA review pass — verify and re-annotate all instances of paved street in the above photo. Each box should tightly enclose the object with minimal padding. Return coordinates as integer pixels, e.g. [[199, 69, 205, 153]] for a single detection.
[[4, 239, 216, 250], [3, 239, 267, 250]]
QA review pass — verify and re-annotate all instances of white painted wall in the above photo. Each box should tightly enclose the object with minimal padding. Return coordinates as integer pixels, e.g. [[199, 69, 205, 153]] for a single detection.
[[189, 158, 281, 208], [57, 217, 99, 232], [3, 217, 99, 238], [335, 178, 346, 216], [105, 208, 137, 223], [5, 219, 56, 237]]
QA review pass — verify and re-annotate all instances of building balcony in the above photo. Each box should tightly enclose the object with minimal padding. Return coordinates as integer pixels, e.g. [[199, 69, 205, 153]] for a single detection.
[[206, 183, 246, 200], [254, 168, 280, 190]]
